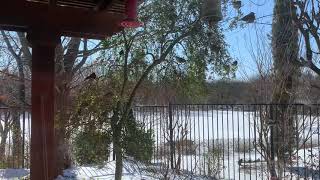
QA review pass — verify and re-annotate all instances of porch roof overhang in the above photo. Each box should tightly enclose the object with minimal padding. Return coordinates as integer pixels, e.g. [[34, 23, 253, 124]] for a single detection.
[[0, 0, 127, 39]]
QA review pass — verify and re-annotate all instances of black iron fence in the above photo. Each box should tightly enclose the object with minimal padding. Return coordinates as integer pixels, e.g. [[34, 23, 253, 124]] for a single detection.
[[133, 104, 320, 179], [0, 107, 31, 169], [1, 104, 320, 179]]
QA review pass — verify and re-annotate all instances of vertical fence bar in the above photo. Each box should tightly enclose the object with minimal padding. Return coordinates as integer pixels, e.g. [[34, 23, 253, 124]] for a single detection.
[[188, 105, 192, 174], [247, 105, 251, 180], [242, 104, 246, 180], [215, 105, 219, 178], [201, 105, 205, 175], [309, 105, 313, 179], [221, 105, 225, 178], [196, 105, 202, 175], [295, 105, 300, 179], [289, 105, 293, 180], [193, 105, 196, 175], [252, 105, 258, 179], [226, 106, 230, 179], [237, 106, 240, 180], [181, 105, 185, 171], [303, 105, 306, 179], [211, 105, 215, 178], [22, 109, 25, 168], [316, 105, 320, 179], [232, 105, 235, 180], [281, 105, 286, 179], [270, 104, 276, 179], [206, 105, 213, 175], [168, 103, 174, 170], [259, 104, 264, 180]]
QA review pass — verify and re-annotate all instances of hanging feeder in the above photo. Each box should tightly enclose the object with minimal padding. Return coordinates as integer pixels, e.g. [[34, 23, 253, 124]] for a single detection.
[[120, 0, 144, 28], [202, 0, 223, 24]]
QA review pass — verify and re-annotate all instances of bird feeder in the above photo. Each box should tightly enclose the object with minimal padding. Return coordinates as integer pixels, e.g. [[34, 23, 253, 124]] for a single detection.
[[202, 0, 223, 23], [120, 0, 143, 28]]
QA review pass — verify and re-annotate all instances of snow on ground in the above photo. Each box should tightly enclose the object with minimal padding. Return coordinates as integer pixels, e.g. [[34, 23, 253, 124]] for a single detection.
[[0, 160, 215, 180], [137, 110, 320, 146], [136, 109, 320, 180], [1, 110, 320, 179], [59, 160, 158, 180], [0, 168, 29, 179]]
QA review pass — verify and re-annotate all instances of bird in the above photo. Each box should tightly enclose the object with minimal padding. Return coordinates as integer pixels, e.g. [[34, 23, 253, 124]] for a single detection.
[[0, 95, 6, 101], [0, 95, 7, 107], [85, 73, 97, 80], [232, 60, 238, 66], [238, 159, 243, 166], [240, 12, 256, 23], [176, 56, 187, 63], [316, 12, 320, 23], [232, 1, 242, 9], [119, 50, 124, 56]]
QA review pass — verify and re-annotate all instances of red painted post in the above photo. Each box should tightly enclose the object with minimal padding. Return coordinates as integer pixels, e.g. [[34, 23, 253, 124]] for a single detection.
[[27, 30, 60, 180]]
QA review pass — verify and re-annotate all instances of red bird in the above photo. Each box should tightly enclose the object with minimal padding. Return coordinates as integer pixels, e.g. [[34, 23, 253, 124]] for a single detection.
[[0, 95, 7, 102]]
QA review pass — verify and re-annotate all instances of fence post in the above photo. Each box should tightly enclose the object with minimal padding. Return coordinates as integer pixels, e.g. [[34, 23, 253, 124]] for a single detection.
[[168, 102, 174, 169], [22, 109, 25, 168], [269, 105, 277, 178]]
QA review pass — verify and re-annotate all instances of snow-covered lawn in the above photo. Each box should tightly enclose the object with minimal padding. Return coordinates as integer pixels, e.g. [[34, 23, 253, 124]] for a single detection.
[[0, 160, 214, 179], [1, 109, 320, 179], [135, 109, 320, 179], [0, 168, 29, 179]]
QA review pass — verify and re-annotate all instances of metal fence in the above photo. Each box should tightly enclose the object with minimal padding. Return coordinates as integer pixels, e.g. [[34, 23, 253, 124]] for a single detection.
[[133, 104, 320, 179], [0, 107, 31, 169], [1, 104, 320, 179]]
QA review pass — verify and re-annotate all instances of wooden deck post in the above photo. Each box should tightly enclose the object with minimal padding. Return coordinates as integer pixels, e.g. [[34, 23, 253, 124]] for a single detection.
[[27, 29, 60, 180]]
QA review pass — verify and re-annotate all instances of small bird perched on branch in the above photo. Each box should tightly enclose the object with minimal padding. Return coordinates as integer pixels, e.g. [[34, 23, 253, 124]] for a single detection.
[[232, 60, 238, 66], [232, 0, 242, 9], [85, 73, 97, 80], [119, 49, 124, 56], [240, 12, 256, 23], [176, 56, 187, 63]]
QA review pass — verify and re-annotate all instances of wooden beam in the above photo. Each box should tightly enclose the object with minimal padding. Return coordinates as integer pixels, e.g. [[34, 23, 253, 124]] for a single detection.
[[49, 0, 57, 7], [0, 0, 125, 39], [27, 29, 60, 180], [94, 0, 113, 11]]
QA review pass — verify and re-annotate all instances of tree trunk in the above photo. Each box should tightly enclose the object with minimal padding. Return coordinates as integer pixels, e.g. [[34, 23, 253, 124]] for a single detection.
[[54, 38, 81, 176], [12, 34, 26, 168], [114, 137, 123, 180], [0, 114, 10, 164], [54, 81, 72, 176], [11, 110, 22, 168], [0, 132, 8, 162], [271, 0, 299, 178], [111, 108, 123, 180]]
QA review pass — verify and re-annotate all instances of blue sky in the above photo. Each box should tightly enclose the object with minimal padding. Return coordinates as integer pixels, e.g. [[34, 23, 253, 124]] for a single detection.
[[224, 0, 274, 80]]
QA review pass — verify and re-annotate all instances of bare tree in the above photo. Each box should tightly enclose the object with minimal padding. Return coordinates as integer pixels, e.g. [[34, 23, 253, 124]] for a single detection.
[[290, 0, 320, 76], [0, 31, 104, 176]]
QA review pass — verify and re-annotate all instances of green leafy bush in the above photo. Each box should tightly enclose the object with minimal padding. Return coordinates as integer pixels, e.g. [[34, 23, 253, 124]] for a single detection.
[[73, 129, 112, 165], [123, 110, 154, 163]]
